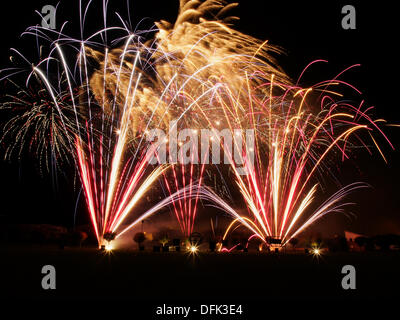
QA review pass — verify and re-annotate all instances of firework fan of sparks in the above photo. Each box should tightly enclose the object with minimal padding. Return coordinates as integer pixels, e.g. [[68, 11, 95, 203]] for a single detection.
[[158, 143, 208, 238], [0, 76, 82, 171], [196, 64, 394, 247], [0, 0, 395, 248]]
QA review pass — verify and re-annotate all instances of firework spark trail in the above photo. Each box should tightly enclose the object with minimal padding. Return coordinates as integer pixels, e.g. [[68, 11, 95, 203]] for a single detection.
[[182, 182, 369, 248], [158, 139, 209, 237], [68, 0, 251, 245], [116, 183, 206, 238], [196, 65, 393, 246], [0, 4, 176, 246], [0, 0, 289, 164], [0, 81, 78, 170], [73, 41, 175, 245]]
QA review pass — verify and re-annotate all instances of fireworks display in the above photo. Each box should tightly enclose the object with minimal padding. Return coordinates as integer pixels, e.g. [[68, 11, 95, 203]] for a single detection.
[[200, 69, 393, 246], [0, 0, 394, 249], [160, 152, 207, 237]]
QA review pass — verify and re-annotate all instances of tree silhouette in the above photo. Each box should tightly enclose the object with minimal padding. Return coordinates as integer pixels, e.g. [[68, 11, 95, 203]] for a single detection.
[[133, 232, 146, 250], [103, 232, 116, 243], [159, 236, 169, 247], [289, 238, 298, 249], [355, 236, 368, 250]]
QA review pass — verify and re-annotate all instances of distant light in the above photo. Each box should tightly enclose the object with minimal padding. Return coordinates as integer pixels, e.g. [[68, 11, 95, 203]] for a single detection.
[[188, 245, 198, 254], [105, 244, 113, 251], [116, 129, 121, 135], [312, 248, 321, 256]]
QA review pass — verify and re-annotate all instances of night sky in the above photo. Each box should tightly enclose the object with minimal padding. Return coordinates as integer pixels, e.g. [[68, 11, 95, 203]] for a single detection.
[[0, 0, 399, 236]]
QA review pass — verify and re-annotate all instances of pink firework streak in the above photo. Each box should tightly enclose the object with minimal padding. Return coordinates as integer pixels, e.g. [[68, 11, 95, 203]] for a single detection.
[[160, 141, 208, 237], [197, 65, 394, 247], [76, 132, 168, 246]]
